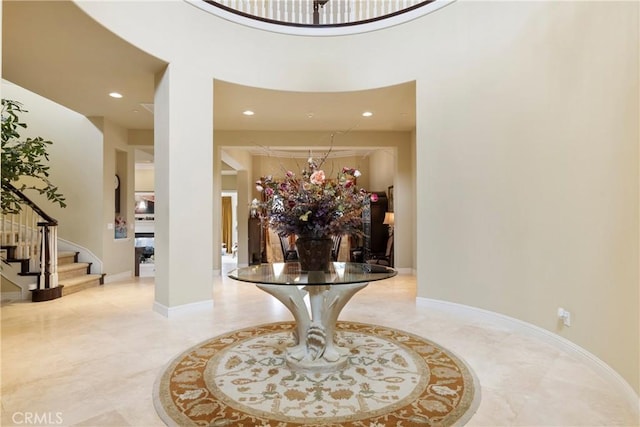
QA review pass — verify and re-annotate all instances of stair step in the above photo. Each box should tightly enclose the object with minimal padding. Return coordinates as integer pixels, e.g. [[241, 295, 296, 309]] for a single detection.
[[58, 251, 78, 265], [57, 262, 91, 280], [60, 274, 102, 296]]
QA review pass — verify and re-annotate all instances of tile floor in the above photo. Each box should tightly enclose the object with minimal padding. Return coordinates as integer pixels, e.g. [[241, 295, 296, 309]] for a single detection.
[[1, 257, 638, 426]]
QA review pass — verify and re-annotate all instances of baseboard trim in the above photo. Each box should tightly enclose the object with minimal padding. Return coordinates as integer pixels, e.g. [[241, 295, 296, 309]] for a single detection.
[[0, 291, 24, 301], [416, 297, 640, 412], [153, 299, 214, 318], [103, 271, 132, 284]]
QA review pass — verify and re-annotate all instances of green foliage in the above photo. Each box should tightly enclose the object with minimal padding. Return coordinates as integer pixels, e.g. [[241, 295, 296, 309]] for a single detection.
[[1, 99, 66, 214]]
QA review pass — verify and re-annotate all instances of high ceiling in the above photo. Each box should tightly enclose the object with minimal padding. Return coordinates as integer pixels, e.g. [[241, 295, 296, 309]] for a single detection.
[[2, 1, 416, 138]]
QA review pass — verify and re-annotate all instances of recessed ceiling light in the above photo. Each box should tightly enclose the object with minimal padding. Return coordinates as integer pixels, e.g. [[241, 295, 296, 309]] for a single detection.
[[362, 111, 373, 117], [109, 92, 123, 99], [243, 110, 255, 116]]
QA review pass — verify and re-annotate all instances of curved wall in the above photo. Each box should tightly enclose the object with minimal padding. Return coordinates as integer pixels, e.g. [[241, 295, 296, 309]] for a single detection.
[[76, 0, 639, 393]]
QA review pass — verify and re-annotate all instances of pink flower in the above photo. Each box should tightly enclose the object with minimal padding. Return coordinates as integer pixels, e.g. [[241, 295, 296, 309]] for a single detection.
[[310, 170, 326, 185], [255, 156, 368, 238]]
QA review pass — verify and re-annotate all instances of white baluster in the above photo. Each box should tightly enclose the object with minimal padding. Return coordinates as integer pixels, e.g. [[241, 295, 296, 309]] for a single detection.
[[2, 214, 8, 246], [30, 213, 39, 272], [23, 209, 30, 259], [345, 0, 350, 24], [10, 212, 15, 246], [16, 210, 24, 259], [51, 226, 58, 288], [266, 0, 273, 20], [283, 0, 288, 24], [325, 0, 331, 24]]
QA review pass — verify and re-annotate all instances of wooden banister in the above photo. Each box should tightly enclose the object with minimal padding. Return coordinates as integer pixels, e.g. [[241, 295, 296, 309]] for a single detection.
[[2, 183, 60, 300], [3, 183, 57, 225]]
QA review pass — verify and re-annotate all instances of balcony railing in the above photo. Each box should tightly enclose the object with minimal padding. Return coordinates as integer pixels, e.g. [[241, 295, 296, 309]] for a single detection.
[[203, 0, 435, 26]]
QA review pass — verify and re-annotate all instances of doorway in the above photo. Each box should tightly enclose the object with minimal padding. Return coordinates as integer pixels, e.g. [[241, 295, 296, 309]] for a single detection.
[[221, 191, 238, 274]]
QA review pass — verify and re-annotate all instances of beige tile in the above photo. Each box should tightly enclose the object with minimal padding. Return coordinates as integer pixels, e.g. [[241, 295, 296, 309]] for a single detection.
[[72, 410, 131, 427], [2, 272, 637, 427]]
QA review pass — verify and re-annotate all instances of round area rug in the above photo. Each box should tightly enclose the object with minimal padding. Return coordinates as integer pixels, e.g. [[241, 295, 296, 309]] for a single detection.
[[154, 321, 480, 426]]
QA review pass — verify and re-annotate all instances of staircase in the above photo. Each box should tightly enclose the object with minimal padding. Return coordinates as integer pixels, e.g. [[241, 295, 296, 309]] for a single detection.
[[2, 248, 104, 299], [56, 251, 104, 295], [1, 183, 104, 302]]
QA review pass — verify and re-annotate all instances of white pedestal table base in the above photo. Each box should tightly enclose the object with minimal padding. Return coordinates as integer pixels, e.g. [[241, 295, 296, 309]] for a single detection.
[[256, 281, 369, 372]]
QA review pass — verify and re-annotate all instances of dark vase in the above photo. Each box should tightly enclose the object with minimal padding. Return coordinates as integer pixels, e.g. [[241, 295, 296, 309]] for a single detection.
[[296, 236, 333, 272]]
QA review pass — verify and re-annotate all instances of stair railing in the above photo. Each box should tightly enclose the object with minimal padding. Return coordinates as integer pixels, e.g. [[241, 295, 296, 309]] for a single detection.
[[1, 183, 59, 290], [204, 0, 434, 26]]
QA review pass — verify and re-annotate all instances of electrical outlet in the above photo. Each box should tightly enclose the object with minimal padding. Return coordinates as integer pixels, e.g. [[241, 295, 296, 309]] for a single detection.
[[557, 307, 571, 327], [562, 310, 571, 326]]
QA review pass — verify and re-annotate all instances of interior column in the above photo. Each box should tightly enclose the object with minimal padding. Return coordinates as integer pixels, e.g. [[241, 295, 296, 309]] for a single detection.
[[153, 64, 214, 315]]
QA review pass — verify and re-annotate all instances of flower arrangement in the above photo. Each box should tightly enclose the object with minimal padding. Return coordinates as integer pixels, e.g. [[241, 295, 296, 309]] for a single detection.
[[256, 156, 373, 238]]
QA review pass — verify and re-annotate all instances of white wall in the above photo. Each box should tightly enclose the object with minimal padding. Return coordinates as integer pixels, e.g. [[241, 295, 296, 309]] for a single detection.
[[219, 148, 254, 266], [78, 0, 639, 392], [368, 149, 394, 194], [417, 1, 639, 392], [135, 167, 155, 192], [2, 81, 104, 258], [221, 174, 237, 191], [100, 119, 135, 277]]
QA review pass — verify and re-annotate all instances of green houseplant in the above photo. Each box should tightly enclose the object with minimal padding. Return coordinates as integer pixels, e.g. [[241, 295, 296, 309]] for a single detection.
[[1, 99, 66, 214]]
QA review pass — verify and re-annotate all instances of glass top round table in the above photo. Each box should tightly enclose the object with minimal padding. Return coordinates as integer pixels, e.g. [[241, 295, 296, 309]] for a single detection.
[[228, 262, 396, 285], [228, 262, 397, 372]]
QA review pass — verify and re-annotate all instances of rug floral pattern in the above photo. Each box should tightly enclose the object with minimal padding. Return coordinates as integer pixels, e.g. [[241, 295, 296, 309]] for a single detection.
[[154, 322, 479, 426]]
